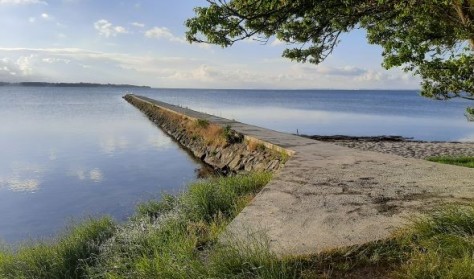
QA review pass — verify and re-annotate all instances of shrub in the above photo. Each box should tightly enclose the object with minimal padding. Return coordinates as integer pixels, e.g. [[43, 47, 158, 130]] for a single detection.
[[196, 119, 210, 128]]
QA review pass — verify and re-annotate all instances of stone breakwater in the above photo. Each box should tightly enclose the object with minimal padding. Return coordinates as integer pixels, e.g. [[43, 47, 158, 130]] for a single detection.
[[123, 94, 286, 174]]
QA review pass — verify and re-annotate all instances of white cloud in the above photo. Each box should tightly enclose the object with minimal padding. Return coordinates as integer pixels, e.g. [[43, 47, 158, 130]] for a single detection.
[[30, 12, 60, 25], [0, 0, 46, 4], [271, 38, 285, 46], [0, 58, 21, 78], [144, 26, 185, 43], [166, 62, 420, 89], [354, 69, 414, 83], [94, 19, 128, 38], [16, 55, 36, 75], [355, 70, 383, 81], [300, 65, 367, 77], [42, 57, 70, 64], [131, 22, 145, 28], [0, 47, 194, 84]]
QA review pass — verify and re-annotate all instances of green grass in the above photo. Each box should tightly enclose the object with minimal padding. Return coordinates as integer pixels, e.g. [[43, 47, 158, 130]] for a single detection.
[[4, 173, 474, 278], [0, 217, 115, 279], [427, 156, 474, 168], [396, 204, 474, 279], [88, 172, 282, 279], [196, 118, 210, 128]]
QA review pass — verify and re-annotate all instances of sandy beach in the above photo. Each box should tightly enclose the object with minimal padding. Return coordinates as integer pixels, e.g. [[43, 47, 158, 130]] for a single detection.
[[305, 135, 474, 159]]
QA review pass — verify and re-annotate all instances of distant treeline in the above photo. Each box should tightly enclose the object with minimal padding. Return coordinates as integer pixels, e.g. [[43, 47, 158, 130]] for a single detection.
[[0, 82, 151, 88]]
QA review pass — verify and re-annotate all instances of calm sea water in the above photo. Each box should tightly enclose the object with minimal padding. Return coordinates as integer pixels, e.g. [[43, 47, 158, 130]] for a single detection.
[[140, 88, 474, 142], [1, 86, 473, 244], [0, 86, 203, 244]]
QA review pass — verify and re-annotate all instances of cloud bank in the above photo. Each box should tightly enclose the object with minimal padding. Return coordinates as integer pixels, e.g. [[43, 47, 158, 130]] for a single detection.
[[0, 47, 420, 89]]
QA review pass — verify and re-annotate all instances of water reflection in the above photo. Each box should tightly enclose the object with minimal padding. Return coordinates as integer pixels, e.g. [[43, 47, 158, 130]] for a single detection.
[[0, 86, 202, 244], [0, 162, 44, 193], [7, 178, 40, 192], [100, 136, 129, 154], [89, 169, 104, 183], [69, 168, 104, 183], [48, 149, 57, 161], [147, 135, 173, 150]]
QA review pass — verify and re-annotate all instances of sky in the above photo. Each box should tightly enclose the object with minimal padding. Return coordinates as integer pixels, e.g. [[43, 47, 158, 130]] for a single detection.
[[0, 0, 421, 89]]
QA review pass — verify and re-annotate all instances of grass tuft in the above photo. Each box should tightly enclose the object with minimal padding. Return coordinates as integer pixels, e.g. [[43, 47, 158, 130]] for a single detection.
[[136, 193, 177, 220], [210, 236, 300, 279], [182, 173, 271, 222], [186, 118, 229, 147], [196, 118, 210, 128], [397, 204, 474, 279], [427, 156, 474, 168]]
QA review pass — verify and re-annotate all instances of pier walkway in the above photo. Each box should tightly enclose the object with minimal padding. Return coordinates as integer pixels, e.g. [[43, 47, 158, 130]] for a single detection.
[[131, 95, 474, 256]]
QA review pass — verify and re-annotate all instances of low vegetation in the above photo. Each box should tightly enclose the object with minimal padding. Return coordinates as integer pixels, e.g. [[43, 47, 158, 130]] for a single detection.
[[186, 119, 243, 147], [246, 139, 267, 152], [427, 156, 474, 168], [467, 107, 474, 116], [188, 118, 229, 147], [2, 172, 474, 278], [0, 218, 115, 279]]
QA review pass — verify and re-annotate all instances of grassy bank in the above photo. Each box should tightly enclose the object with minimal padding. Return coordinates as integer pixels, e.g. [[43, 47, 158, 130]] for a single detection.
[[427, 156, 474, 168], [0, 218, 115, 279], [2, 173, 474, 278]]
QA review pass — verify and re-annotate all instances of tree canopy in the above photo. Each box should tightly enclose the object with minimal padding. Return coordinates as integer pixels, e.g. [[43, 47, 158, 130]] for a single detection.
[[186, 0, 474, 110]]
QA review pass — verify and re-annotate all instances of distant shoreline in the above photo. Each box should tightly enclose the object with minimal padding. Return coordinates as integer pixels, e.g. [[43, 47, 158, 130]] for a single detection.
[[0, 82, 150, 88]]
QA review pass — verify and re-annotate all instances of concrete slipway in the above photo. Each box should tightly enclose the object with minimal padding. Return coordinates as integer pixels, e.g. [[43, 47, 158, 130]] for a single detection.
[[131, 95, 474, 256]]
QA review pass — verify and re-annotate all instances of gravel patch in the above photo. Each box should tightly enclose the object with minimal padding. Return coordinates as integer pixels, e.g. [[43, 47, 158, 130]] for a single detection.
[[330, 140, 474, 159]]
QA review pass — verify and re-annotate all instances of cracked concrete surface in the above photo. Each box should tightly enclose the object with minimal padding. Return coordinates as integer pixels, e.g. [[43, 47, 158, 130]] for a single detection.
[[229, 141, 474, 256]]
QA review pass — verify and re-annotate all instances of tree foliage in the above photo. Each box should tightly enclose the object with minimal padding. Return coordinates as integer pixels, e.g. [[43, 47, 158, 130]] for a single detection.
[[186, 0, 474, 103]]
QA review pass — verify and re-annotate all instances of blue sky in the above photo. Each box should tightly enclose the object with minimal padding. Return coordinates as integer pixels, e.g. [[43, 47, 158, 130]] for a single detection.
[[0, 0, 420, 89]]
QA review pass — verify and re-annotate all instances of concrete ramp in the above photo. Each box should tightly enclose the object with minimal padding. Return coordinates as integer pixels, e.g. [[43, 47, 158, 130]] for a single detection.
[[228, 138, 474, 255]]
